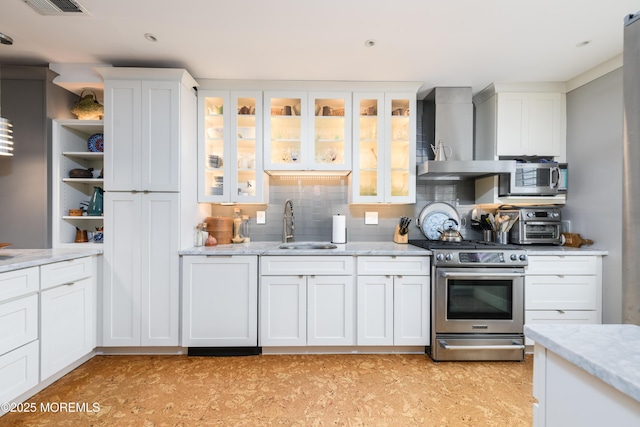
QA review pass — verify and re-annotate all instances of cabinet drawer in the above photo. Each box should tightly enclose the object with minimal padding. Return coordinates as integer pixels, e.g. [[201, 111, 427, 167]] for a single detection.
[[526, 255, 598, 275], [525, 275, 597, 310], [0, 294, 38, 356], [0, 267, 39, 303], [261, 256, 354, 275], [357, 256, 429, 276], [524, 310, 598, 345], [40, 256, 92, 290], [0, 340, 39, 410]]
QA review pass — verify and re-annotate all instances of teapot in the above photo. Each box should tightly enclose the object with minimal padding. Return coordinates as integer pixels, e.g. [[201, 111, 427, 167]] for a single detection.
[[431, 140, 453, 161], [438, 218, 463, 242]]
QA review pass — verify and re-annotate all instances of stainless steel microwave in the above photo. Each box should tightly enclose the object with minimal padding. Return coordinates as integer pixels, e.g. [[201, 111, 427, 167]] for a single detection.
[[499, 162, 567, 196]]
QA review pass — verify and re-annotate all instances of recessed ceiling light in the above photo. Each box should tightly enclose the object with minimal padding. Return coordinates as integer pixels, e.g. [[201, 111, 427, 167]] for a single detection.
[[0, 32, 13, 46], [576, 40, 591, 48], [364, 39, 376, 47], [144, 33, 158, 42]]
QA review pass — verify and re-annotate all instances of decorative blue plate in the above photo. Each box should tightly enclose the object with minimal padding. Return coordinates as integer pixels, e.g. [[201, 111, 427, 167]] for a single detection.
[[88, 133, 104, 152]]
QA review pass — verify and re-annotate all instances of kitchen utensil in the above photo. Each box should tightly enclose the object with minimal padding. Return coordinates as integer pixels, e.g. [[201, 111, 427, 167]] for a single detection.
[[75, 228, 88, 243], [430, 140, 453, 161], [398, 216, 411, 236], [416, 202, 460, 240], [561, 233, 594, 248], [0, 242, 12, 249], [437, 218, 463, 242], [205, 216, 233, 245]]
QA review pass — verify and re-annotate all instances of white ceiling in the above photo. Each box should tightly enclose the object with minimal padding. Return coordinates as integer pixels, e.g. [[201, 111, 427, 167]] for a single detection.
[[1, 0, 639, 95]]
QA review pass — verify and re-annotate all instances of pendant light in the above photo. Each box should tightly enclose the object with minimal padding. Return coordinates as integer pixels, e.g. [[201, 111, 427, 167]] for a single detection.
[[0, 64, 13, 156]]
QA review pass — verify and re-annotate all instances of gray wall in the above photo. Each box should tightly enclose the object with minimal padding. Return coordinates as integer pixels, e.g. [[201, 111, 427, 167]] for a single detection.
[[565, 68, 623, 323], [0, 66, 76, 248]]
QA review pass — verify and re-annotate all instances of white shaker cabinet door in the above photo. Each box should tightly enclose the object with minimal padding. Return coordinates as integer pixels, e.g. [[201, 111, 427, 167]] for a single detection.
[[140, 192, 180, 346], [356, 275, 394, 346], [393, 275, 430, 346], [40, 277, 95, 381], [307, 275, 355, 346], [103, 192, 141, 346], [182, 256, 258, 347], [260, 275, 306, 346]]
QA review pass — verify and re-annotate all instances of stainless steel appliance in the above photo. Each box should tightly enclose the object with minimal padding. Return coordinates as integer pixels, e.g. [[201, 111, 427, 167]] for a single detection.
[[409, 240, 527, 361], [499, 162, 567, 196], [497, 206, 563, 245]]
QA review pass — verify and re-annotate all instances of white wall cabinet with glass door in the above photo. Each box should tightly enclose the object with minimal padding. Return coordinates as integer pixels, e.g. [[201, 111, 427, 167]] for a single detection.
[[263, 91, 352, 171], [351, 93, 416, 203], [198, 91, 268, 203], [52, 119, 104, 248]]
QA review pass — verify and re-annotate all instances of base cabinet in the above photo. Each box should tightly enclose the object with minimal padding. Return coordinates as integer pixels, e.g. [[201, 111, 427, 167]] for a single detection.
[[182, 256, 258, 347], [524, 255, 602, 346], [260, 256, 355, 347], [103, 192, 180, 347], [0, 340, 39, 410], [40, 277, 95, 381], [356, 256, 430, 346]]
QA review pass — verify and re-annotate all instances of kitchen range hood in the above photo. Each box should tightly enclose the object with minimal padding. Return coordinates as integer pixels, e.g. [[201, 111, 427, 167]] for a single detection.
[[417, 159, 515, 181], [417, 87, 515, 181]]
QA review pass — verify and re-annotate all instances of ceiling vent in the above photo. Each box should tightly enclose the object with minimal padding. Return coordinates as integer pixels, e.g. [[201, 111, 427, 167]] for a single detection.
[[23, 0, 89, 16]]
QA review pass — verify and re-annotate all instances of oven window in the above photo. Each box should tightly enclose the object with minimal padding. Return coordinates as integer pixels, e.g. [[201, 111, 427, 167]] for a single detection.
[[447, 280, 513, 320]]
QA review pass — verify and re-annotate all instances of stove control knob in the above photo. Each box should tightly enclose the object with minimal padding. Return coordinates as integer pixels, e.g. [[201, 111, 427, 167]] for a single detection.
[[436, 253, 445, 261], [519, 254, 527, 261], [550, 212, 559, 218], [526, 212, 535, 218], [510, 254, 518, 261], [445, 253, 454, 261]]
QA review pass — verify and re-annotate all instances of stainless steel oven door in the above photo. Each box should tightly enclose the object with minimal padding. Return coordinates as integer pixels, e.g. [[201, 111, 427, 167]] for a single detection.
[[434, 267, 524, 334]]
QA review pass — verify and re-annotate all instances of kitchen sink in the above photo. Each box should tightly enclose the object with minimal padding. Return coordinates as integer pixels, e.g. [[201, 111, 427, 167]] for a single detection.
[[278, 243, 338, 250]]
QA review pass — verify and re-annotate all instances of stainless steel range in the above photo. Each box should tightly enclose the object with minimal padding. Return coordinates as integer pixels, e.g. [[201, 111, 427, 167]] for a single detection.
[[409, 240, 528, 362]]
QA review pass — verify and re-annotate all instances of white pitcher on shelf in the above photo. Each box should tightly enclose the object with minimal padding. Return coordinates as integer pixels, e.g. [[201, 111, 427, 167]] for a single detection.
[[431, 140, 453, 161]]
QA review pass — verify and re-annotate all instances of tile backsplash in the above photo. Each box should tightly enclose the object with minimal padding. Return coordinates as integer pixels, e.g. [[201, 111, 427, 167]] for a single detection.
[[208, 100, 482, 243]]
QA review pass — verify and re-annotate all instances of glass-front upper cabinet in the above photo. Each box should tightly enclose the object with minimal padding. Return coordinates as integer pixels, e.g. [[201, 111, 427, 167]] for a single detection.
[[352, 93, 384, 203], [263, 91, 351, 171], [198, 91, 267, 203], [351, 92, 416, 203]]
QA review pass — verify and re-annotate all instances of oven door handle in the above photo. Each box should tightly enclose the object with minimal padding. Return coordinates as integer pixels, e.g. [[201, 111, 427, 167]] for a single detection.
[[438, 271, 525, 278], [438, 339, 525, 351]]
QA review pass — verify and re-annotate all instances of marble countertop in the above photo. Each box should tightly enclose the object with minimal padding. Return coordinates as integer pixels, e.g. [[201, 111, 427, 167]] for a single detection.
[[0, 248, 103, 273], [180, 241, 430, 256], [180, 241, 608, 256], [524, 324, 640, 402]]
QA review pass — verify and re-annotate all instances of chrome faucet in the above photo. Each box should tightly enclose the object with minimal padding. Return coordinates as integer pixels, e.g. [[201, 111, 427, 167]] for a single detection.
[[282, 199, 295, 243]]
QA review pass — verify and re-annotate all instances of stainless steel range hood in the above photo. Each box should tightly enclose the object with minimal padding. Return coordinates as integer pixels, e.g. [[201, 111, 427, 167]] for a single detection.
[[417, 87, 515, 181], [417, 159, 516, 181]]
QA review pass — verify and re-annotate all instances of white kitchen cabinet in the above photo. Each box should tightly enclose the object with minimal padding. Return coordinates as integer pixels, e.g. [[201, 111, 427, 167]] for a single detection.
[[260, 275, 307, 346], [103, 192, 180, 347], [260, 256, 355, 347], [181, 256, 258, 347], [474, 83, 566, 161], [263, 91, 352, 172], [524, 255, 602, 346], [351, 92, 416, 203], [52, 119, 105, 248], [356, 256, 430, 346], [198, 90, 268, 203], [40, 276, 95, 381], [100, 70, 196, 192], [0, 267, 40, 409]]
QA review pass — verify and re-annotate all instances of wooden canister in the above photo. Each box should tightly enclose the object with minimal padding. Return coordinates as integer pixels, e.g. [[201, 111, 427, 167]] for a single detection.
[[205, 216, 233, 245]]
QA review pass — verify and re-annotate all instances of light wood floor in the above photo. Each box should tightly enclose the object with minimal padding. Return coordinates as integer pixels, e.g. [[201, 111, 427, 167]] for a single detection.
[[3, 353, 534, 426]]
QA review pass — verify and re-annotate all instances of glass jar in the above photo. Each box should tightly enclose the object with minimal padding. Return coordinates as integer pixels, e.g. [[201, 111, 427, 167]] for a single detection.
[[241, 215, 251, 243]]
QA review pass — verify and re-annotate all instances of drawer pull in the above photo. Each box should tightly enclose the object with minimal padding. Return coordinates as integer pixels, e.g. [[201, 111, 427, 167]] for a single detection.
[[557, 310, 565, 314]]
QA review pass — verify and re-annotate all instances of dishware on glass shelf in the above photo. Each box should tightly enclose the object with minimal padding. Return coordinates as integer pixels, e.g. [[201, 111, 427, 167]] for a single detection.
[[206, 127, 223, 139], [290, 150, 300, 162], [209, 154, 222, 168], [322, 106, 333, 116]]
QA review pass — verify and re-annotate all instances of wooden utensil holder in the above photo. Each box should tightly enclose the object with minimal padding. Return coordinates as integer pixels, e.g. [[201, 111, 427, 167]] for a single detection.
[[393, 225, 408, 244]]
